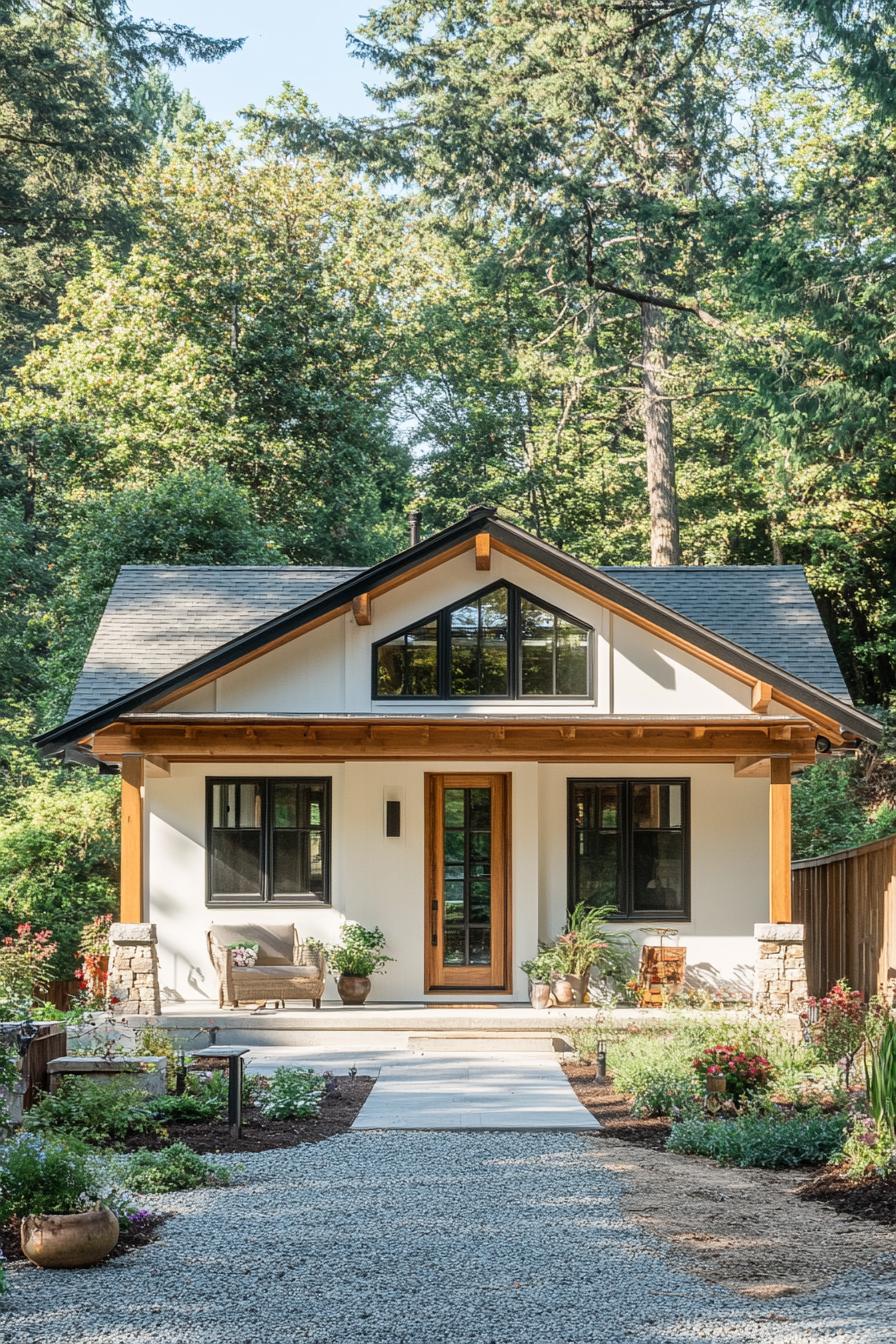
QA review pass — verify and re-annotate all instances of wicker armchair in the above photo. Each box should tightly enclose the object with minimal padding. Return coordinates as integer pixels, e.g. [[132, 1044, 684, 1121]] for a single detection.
[[207, 923, 326, 1009]]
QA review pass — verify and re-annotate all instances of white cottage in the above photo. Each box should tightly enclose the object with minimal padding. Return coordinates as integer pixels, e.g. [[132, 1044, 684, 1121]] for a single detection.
[[39, 507, 881, 1005]]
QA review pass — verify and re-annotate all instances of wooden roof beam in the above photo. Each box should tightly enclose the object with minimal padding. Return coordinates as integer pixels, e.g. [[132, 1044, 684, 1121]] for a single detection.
[[751, 680, 773, 713], [734, 756, 770, 779], [475, 532, 491, 571], [352, 593, 372, 626]]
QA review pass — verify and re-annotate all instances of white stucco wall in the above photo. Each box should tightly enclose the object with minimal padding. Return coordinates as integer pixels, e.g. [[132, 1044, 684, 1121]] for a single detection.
[[165, 548, 766, 719], [147, 760, 766, 1003]]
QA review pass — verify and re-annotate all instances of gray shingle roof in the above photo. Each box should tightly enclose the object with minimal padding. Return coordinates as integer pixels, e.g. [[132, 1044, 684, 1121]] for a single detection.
[[66, 566, 362, 721], [66, 560, 852, 723], [604, 566, 851, 703]]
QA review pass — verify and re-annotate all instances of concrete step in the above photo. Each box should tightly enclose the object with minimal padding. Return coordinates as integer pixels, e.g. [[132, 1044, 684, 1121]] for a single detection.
[[407, 1034, 570, 1053]]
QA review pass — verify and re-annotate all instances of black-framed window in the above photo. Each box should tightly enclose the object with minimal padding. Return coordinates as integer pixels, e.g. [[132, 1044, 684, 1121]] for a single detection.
[[568, 779, 690, 920], [449, 587, 510, 695], [207, 777, 331, 906], [373, 581, 591, 700]]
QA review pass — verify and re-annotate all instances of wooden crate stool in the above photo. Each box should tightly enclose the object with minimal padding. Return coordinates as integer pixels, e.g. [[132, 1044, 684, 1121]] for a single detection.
[[638, 934, 686, 1007]]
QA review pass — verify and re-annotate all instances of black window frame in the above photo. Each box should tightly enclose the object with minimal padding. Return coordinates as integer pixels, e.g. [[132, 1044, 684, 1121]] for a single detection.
[[567, 778, 691, 921], [372, 581, 592, 701], [205, 776, 332, 908]]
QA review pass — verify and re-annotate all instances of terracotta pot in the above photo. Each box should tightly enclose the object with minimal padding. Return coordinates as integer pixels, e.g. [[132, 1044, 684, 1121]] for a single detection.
[[337, 974, 371, 1006], [21, 1207, 119, 1269], [551, 976, 575, 1007], [529, 981, 551, 1010], [565, 970, 592, 1004]]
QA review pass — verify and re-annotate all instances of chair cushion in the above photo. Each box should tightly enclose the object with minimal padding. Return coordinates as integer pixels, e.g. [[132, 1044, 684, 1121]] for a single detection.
[[233, 963, 321, 982], [208, 923, 295, 965]]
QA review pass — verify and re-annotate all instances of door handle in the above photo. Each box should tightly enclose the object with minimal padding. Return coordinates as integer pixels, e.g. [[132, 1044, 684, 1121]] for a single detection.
[[431, 899, 439, 947]]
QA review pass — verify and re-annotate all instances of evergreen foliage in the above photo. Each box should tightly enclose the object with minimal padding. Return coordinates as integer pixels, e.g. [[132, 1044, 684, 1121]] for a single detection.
[[1, 1, 895, 976]]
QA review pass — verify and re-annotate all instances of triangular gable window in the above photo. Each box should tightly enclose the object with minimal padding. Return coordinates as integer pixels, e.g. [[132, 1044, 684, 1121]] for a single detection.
[[374, 583, 591, 699]]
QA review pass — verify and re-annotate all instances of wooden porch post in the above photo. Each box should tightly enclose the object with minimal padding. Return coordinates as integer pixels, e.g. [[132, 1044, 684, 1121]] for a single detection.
[[769, 756, 792, 922], [120, 755, 145, 922]]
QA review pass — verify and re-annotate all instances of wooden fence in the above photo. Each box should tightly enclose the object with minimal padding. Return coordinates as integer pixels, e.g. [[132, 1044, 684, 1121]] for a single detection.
[[792, 834, 896, 1000]]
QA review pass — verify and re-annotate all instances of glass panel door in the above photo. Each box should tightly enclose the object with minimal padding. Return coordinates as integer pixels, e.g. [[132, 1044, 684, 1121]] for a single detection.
[[441, 786, 493, 967], [427, 774, 509, 991]]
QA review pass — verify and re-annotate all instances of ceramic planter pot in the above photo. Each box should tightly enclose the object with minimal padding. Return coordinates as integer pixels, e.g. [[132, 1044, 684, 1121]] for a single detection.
[[565, 970, 592, 1004], [529, 981, 551, 1010], [21, 1207, 119, 1269], [551, 976, 575, 1007], [337, 974, 371, 1006]]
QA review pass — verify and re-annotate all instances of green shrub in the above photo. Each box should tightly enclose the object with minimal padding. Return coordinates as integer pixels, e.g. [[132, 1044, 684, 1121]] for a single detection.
[[153, 1091, 222, 1124], [25, 1076, 164, 1145], [605, 1017, 821, 1121], [257, 1067, 325, 1120], [838, 1114, 896, 1179], [630, 1071, 697, 1119], [136, 1026, 178, 1092], [667, 1109, 849, 1168], [0, 1133, 103, 1219], [185, 1066, 265, 1111], [121, 1142, 229, 1194]]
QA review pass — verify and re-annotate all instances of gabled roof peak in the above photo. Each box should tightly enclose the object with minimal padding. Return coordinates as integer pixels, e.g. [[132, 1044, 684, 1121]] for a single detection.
[[35, 508, 880, 752]]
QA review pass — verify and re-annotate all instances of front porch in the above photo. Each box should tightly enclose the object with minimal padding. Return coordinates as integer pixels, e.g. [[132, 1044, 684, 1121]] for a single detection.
[[104, 719, 809, 1009]]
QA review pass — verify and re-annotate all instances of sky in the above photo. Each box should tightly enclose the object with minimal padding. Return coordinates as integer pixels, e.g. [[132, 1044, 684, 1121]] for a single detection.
[[137, 1, 379, 122]]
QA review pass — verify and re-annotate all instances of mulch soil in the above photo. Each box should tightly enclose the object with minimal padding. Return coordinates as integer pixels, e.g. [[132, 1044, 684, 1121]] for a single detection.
[[120, 1075, 375, 1155], [799, 1167, 896, 1228], [561, 1062, 671, 1150], [564, 1059, 896, 1230]]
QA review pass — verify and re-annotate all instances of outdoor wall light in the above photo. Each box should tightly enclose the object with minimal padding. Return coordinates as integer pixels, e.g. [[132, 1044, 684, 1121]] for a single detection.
[[815, 735, 832, 754], [385, 798, 401, 838]]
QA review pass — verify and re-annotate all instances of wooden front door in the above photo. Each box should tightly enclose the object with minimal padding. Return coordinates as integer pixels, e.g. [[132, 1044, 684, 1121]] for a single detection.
[[425, 773, 510, 992]]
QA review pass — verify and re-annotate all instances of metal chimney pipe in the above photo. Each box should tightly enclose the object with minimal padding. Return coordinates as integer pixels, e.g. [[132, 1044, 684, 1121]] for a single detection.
[[409, 509, 421, 547]]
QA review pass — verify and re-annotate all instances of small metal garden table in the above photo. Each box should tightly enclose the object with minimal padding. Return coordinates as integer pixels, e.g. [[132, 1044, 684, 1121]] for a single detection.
[[188, 1046, 249, 1138]]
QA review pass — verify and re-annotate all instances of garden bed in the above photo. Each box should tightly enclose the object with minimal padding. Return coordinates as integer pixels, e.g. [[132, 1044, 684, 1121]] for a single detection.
[[117, 1075, 375, 1154], [561, 1062, 671, 1149], [800, 1167, 896, 1227]]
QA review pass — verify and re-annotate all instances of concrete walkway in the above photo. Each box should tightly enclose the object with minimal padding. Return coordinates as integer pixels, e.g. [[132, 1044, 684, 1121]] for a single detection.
[[351, 1050, 598, 1129]]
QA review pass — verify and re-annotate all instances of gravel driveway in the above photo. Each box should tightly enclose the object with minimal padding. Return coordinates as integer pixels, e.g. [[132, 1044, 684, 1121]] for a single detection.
[[1, 1132, 893, 1344]]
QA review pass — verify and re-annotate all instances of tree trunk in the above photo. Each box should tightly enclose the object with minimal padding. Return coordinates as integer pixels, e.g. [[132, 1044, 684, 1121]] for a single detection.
[[640, 302, 680, 565]]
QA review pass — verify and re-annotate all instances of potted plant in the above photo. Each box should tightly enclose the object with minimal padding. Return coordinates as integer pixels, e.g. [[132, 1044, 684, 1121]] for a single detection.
[[521, 951, 556, 1009], [0, 1134, 120, 1269], [327, 924, 392, 1005], [549, 902, 634, 1005]]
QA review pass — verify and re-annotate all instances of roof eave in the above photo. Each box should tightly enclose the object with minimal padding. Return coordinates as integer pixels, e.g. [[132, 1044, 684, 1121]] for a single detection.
[[35, 506, 881, 753]]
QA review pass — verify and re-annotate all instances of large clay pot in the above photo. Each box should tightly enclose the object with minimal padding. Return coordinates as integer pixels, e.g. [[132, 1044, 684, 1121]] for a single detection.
[[529, 981, 551, 1010], [551, 975, 575, 1007], [21, 1207, 119, 1269], [337, 974, 371, 1006]]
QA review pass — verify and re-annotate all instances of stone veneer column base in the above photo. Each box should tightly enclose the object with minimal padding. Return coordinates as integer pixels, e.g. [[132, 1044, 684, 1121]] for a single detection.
[[752, 923, 809, 1016], [106, 922, 161, 1016]]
